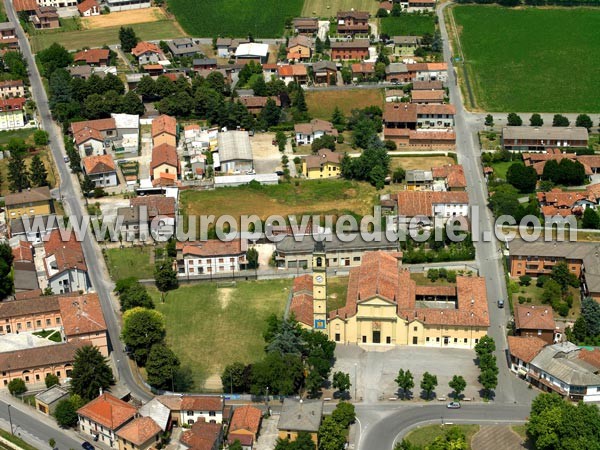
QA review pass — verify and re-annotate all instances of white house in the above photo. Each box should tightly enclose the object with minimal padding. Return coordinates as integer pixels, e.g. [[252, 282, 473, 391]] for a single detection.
[[180, 396, 224, 425], [44, 231, 90, 294], [105, 0, 150, 12], [74, 127, 105, 158], [294, 119, 338, 145], [36, 0, 77, 8], [77, 0, 101, 16], [82, 154, 118, 188], [235, 42, 269, 63], [176, 239, 248, 277], [0, 97, 26, 131]]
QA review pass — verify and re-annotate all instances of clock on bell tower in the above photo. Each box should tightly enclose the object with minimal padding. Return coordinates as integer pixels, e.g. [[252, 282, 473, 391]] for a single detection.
[[312, 240, 327, 331]]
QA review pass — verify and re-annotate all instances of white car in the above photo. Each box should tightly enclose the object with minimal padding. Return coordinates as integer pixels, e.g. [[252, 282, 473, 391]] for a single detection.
[[447, 402, 461, 409]]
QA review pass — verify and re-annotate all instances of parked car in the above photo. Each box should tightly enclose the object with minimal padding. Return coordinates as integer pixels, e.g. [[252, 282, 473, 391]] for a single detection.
[[82, 442, 95, 450], [63, 156, 69, 163], [447, 402, 461, 409], [497, 299, 504, 308]]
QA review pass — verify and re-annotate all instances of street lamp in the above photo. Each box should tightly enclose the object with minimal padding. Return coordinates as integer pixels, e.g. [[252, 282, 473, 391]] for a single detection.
[[354, 363, 357, 401], [7, 404, 13, 435]]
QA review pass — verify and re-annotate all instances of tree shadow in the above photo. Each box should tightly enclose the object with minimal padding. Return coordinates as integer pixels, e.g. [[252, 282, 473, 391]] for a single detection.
[[420, 389, 437, 400]]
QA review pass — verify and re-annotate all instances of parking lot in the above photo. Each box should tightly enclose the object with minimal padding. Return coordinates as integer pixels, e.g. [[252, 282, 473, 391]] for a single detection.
[[333, 344, 482, 403]]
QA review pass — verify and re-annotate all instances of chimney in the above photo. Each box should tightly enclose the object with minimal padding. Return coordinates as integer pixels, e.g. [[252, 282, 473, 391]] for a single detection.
[[99, 387, 103, 396], [527, 311, 530, 316]]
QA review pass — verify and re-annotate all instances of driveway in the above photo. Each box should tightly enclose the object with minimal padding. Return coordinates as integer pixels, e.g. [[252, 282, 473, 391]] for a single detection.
[[255, 415, 279, 450], [333, 345, 481, 403], [318, 20, 330, 41]]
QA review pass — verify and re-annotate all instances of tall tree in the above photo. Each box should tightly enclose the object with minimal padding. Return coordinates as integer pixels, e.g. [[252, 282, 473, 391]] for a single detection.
[[29, 154, 49, 187], [116, 279, 154, 312], [551, 261, 579, 292], [484, 114, 494, 127], [146, 343, 180, 390], [80, 174, 95, 197], [331, 106, 346, 131], [121, 307, 166, 366], [7, 153, 30, 192], [70, 345, 114, 401], [576, 114, 593, 131], [506, 112, 522, 126], [582, 297, 600, 337], [552, 114, 570, 127], [474, 335, 495, 356], [121, 91, 145, 116], [54, 399, 78, 427], [119, 26, 139, 53], [582, 208, 600, 230], [0, 243, 14, 299], [318, 416, 345, 450], [448, 375, 466, 400], [395, 369, 414, 400], [154, 260, 179, 299], [221, 362, 250, 393], [479, 369, 497, 399], [332, 371, 351, 396], [529, 113, 543, 127], [36, 43, 72, 77], [331, 402, 355, 428], [420, 372, 437, 400], [259, 97, 281, 128], [506, 163, 537, 193]]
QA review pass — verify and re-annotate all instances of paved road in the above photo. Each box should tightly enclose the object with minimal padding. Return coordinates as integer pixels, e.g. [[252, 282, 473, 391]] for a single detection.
[[4, 0, 152, 406]]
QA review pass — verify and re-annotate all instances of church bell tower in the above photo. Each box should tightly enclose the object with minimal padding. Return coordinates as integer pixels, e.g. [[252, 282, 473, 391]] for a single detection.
[[312, 241, 327, 332]]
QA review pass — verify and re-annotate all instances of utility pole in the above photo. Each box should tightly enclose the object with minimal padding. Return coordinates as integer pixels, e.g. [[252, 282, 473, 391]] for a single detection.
[[7, 404, 13, 435]]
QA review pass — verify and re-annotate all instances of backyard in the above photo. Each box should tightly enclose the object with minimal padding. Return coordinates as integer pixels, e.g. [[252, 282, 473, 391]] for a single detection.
[[510, 280, 582, 320], [380, 13, 436, 36], [104, 246, 156, 281], [451, 6, 600, 112], [327, 276, 349, 312], [0, 149, 56, 195], [305, 89, 384, 120], [151, 279, 291, 390]]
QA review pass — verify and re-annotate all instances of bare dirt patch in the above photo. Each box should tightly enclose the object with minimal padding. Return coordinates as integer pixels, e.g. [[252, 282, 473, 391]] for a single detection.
[[390, 155, 455, 171], [218, 288, 234, 309], [82, 7, 166, 29]]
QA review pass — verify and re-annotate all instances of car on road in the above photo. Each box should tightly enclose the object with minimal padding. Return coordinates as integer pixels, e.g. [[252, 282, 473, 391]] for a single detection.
[[63, 156, 69, 163], [497, 299, 504, 308], [447, 402, 461, 409], [82, 442, 94, 450]]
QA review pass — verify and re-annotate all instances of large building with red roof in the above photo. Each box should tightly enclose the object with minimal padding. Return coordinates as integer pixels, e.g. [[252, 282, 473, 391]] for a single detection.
[[43, 229, 90, 294]]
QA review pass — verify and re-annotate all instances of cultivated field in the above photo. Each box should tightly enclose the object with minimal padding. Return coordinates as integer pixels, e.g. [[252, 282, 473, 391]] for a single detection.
[[306, 89, 384, 119], [168, 0, 303, 37], [30, 20, 186, 52], [81, 7, 168, 29], [380, 14, 436, 36], [302, 0, 379, 17], [152, 280, 290, 390], [451, 6, 600, 112]]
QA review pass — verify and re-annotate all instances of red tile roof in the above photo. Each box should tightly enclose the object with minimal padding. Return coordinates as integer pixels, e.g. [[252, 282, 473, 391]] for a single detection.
[[77, 0, 99, 14], [180, 396, 223, 412], [277, 64, 308, 77], [384, 103, 418, 123], [290, 293, 314, 327], [13, 0, 37, 11], [130, 195, 176, 218], [0, 97, 26, 111], [396, 191, 469, 217], [0, 341, 84, 372], [12, 240, 33, 262], [508, 336, 547, 363], [351, 62, 374, 74], [579, 348, 600, 369], [229, 405, 262, 436], [431, 164, 466, 189], [152, 115, 177, 138], [131, 41, 162, 57], [304, 148, 343, 169], [293, 274, 313, 294], [44, 230, 87, 274], [177, 240, 244, 258], [151, 143, 179, 172], [83, 154, 116, 174], [73, 126, 104, 146], [411, 90, 445, 101], [74, 48, 110, 65], [181, 419, 222, 450], [116, 416, 161, 445], [59, 293, 107, 337], [71, 118, 116, 135], [77, 393, 137, 431], [514, 305, 556, 331]]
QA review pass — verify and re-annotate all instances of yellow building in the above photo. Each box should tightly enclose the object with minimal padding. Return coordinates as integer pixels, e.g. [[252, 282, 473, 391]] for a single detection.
[[302, 149, 343, 179], [286, 35, 313, 61], [290, 250, 489, 349], [277, 398, 322, 445], [5, 186, 53, 220]]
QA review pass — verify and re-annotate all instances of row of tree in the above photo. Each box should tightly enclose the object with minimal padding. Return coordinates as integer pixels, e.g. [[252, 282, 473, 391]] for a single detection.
[[400, 229, 476, 264], [501, 112, 595, 130], [474, 336, 498, 399], [395, 369, 466, 401], [458, 0, 600, 8], [0, 243, 14, 300]]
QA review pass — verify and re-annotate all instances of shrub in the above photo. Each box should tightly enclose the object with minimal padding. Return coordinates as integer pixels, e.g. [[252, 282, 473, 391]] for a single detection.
[[518, 296, 526, 304], [519, 275, 532, 286], [556, 302, 570, 317], [427, 269, 439, 282], [8, 378, 27, 396], [536, 275, 549, 288], [446, 270, 457, 283]]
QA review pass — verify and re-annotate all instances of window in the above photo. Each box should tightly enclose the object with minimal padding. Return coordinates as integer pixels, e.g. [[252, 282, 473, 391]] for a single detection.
[[386, 336, 391, 344], [209, 411, 216, 417], [56, 371, 60, 377], [362, 336, 367, 343], [454, 338, 458, 343], [426, 337, 430, 342], [436, 337, 440, 342], [56, 318, 61, 324], [17, 323, 22, 330], [464, 338, 468, 343], [335, 333, 340, 341], [36, 320, 41, 327], [187, 411, 194, 416], [413, 326, 417, 332], [475, 339, 479, 344], [538, 330, 542, 336], [35, 374, 40, 381], [46, 319, 51, 326], [26, 322, 31, 328], [25, 376, 29, 382]]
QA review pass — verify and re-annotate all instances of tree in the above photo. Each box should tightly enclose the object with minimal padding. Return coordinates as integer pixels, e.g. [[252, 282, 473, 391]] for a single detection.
[[318, 416, 345, 450], [305, 369, 323, 398], [34, 130, 49, 146], [331, 402, 355, 428], [572, 316, 589, 343], [332, 371, 351, 396], [37, 43, 72, 77], [116, 279, 154, 312], [519, 275, 532, 286], [582, 297, 600, 337], [229, 441, 244, 450], [576, 114, 593, 131], [54, 399, 78, 427], [70, 345, 114, 401], [474, 335, 495, 356], [275, 131, 287, 152], [420, 372, 437, 400], [552, 114, 569, 127], [331, 106, 346, 131], [266, 319, 306, 356], [448, 375, 466, 400], [551, 261, 579, 292], [45, 373, 59, 388], [250, 352, 304, 396], [507, 113, 522, 126], [121, 91, 145, 116], [0, 243, 14, 299], [222, 362, 250, 393], [484, 114, 494, 127], [395, 369, 414, 400], [392, 167, 405, 183], [311, 134, 336, 153], [146, 343, 180, 390], [80, 174, 96, 197], [259, 98, 281, 128], [154, 260, 179, 298], [8, 378, 26, 396], [315, 36, 324, 53], [529, 113, 543, 127], [506, 163, 537, 193], [247, 247, 259, 269], [7, 154, 30, 192], [30, 154, 49, 187], [582, 208, 600, 230], [119, 26, 139, 53], [479, 368, 497, 399], [121, 307, 166, 366]]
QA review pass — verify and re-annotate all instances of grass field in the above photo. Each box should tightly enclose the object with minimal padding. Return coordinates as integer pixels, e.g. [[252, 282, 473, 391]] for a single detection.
[[306, 89, 384, 120], [0, 149, 56, 194], [390, 155, 455, 171], [152, 279, 290, 390], [510, 282, 581, 320], [380, 14, 436, 36], [181, 179, 404, 232], [451, 6, 600, 112], [302, 0, 378, 17], [81, 7, 167, 29], [30, 20, 186, 52], [168, 0, 302, 38], [0, 429, 38, 450], [405, 424, 480, 448], [105, 246, 156, 280]]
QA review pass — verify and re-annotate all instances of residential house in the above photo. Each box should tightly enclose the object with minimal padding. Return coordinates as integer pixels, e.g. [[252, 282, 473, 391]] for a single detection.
[[131, 41, 165, 65], [129, 195, 177, 241], [405, 170, 433, 190], [180, 419, 222, 450], [523, 148, 594, 180], [74, 48, 110, 66], [235, 43, 269, 63], [514, 305, 558, 345], [385, 63, 410, 83], [167, 38, 202, 58], [408, 0, 436, 10], [302, 148, 343, 179], [82, 154, 118, 188], [13, 0, 38, 15], [116, 416, 162, 450], [330, 40, 370, 60], [217, 130, 253, 173], [293, 17, 319, 35], [278, 399, 323, 445], [0, 97, 26, 130], [152, 114, 177, 147], [395, 190, 469, 225], [431, 164, 466, 191], [411, 89, 445, 104], [294, 119, 338, 145], [507, 335, 547, 378], [391, 36, 420, 55], [142, 64, 164, 76], [413, 80, 443, 90], [227, 405, 262, 449], [12, 240, 39, 293], [105, 0, 151, 12], [9, 214, 59, 243], [68, 64, 115, 80], [262, 64, 278, 80], [43, 230, 90, 294], [312, 61, 337, 85], [528, 342, 600, 402], [151, 143, 179, 182], [180, 396, 224, 425], [508, 239, 600, 301], [351, 62, 375, 81], [287, 35, 312, 61], [193, 58, 217, 71], [536, 189, 594, 218], [71, 117, 117, 151], [35, 385, 70, 415], [138, 397, 172, 433], [5, 186, 53, 220], [502, 126, 589, 151], [383, 102, 455, 147], [0, 22, 18, 49], [111, 112, 140, 154], [385, 89, 405, 102], [215, 37, 239, 58], [237, 96, 281, 116], [176, 239, 248, 278], [409, 62, 448, 82], [336, 11, 370, 35], [277, 64, 308, 85], [78, 392, 138, 448], [31, 6, 59, 29], [77, 0, 100, 16], [0, 80, 25, 99]]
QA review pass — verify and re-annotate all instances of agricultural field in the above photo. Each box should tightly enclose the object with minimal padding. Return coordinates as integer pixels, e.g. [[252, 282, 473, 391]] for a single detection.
[[380, 13, 436, 36], [152, 279, 290, 390], [30, 20, 186, 52], [451, 6, 600, 112], [302, 0, 379, 17], [168, 0, 303, 38], [306, 89, 384, 119]]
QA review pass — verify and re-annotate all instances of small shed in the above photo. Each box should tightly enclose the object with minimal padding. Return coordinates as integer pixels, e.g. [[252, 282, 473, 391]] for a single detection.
[[35, 385, 69, 415]]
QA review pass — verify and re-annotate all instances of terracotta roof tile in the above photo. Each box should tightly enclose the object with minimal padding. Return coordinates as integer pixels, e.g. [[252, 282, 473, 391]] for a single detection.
[[152, 115, 177, 138], [131, 41, 163, 57], [180, 396, 223, 412], [59, 293, 107, 337], [74, 49, 109, 65], [77, 393, 137, 430], [151, 143, 179, 172], [579, 348, 600, 369], [514, 305, 556, 331], [411, 90, 445, 101], [0, 295, 59, 319], [181, 419, 222, 450], [77, 0, 99, 14], [290, 293, 314, 326], [229, 405, 262, 436], [13, 0, 37, 11], [508, 336, 547, 363], [177, 240, 244, 257], [396, 191, 469, 217], [83, 154, 116, 174], [304, 149, 343, 170], [44, 229, 87, 274], [71, 118, 116, 135], [73, 126, 104, 146], [130, 196, 176, 218], [12, 240, 33, 262], [0, 341, 84, 372], [293, 274, 313, 294], [431, 164, 466, 188], [156, 395, 182, 410], [116, 416, 161, 445], [384, 103, 417, 122]]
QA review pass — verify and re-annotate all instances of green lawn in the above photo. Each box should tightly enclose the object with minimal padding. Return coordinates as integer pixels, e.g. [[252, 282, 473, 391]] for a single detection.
[[33, 329, 62, 342], [404, 425, 480, 448], [0, 128, 35, 145], [490, 160, 521, 180], [105, 246, 156, 280], [30, 20, 186, 52], [0, 429, 38, 450], [168, 0, 303, 37], [452, 6, 600, 112], [302, 0, 379, 17], [380, 13, 436, 36], [305, 89, 384, 120], [152, 279, 290, 390]]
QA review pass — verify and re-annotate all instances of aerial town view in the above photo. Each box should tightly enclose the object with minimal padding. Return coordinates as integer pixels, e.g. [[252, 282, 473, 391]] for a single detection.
[[0, 0, 598, 448]]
